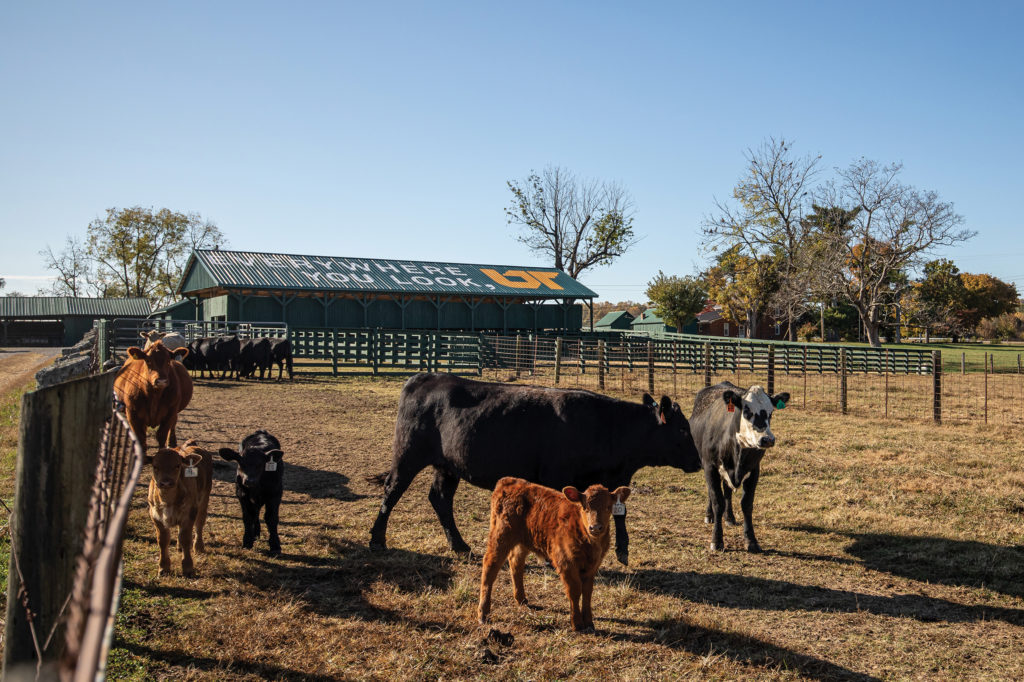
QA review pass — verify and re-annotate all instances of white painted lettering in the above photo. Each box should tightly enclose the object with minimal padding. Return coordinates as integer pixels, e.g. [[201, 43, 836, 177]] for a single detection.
[[423, 265, 444, 275], [313, 259, 335, 271], [351, 274, 375, 285], [262, 255, 286, 268], [288, 256, 313, 269], [435, 277, 457, 286], [446, 266, 466, 276], [400, 263, 422, 274], [207, 252, 230, 266], [338, 260, 372, 272], [411, 276, 432, 285], [390, 275, 413, 287], [303, 271, 323, 283], [232, 254, 257, 267], [376, 262, 400, 273], [457, 277, 481, 287], [327, 273, 351, 284]]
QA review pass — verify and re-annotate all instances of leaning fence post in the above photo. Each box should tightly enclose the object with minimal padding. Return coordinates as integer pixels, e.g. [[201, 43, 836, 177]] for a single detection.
[[704, 342, 712, 388], [932, 350, 942, 424], [647, 341, 655, 394], [554, 337, 563, 385], [767, 345, 775, 396], [598, 340, 606, 390], [3, 370, 118, 673], [840, 348, 848, 415]]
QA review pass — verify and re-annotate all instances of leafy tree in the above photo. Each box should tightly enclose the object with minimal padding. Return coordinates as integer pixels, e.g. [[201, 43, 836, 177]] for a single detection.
[[505, 166, 637, 279], [702, 138, 821, 340], [961, 273, 1018, 329], [644, 271, 706, 330], [908, 259, 971, 340], [83, 206, 226, 307], [818, 159, 974, 347], [701, 245, 779, 338]]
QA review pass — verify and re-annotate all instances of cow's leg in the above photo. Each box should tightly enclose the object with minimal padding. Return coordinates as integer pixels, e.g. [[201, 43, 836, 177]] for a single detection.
[[240, 497, 259, 549], [264, 498, 281, 556], [156, 414, 178, 449], [740, 468, 761, 553], [428, 467, 471, 554], [507, 545, 529, 605], [194, 490, 210, 554], [558, 568, 585, 632], [613, 510, 629, 566], [154, 521, 171, 576], [723, 487, 738, 526], [581, 568, 598, 631], [704, 467, 726, 551], [369, 464, 425, 550], [179, 518, 196, 577], [478, 536, 513, 624], [126, 410, 149, 452]]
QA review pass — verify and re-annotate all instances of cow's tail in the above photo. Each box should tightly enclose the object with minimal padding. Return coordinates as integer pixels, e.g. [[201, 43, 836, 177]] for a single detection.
[[366, 471, 390, 487]]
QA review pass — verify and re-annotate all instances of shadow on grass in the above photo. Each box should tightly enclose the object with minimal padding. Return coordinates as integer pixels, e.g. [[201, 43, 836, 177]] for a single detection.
[[117, 641, 340, 682], [602, 567, 1024, 626], [211, 458, 366, 501], [790, 525, 1024, 599], [221, 539, 459, 623], [604, 615, 881, 682]]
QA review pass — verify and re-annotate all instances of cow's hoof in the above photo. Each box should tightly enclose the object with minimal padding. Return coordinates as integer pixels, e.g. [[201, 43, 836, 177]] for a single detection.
[[615, 549, 629, 566], [158, 567, 170, 577], [746, 542, 762, 553], [709, 541, 724, 552], [704, 516, 712, 524], [266, 547, 281, 557], [452, 542, 473, 555], [369, 539, 387, 552], [725, 517, 738, 526]]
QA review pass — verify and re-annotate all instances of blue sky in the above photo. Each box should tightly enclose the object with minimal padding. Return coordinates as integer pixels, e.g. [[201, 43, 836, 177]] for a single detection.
[[2, 1, 1021, 302]]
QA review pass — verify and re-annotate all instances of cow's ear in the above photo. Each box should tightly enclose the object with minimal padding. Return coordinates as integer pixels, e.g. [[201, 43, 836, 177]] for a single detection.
[[722, 391, 742, 410], [139, 331, 149, 339], [267, 449, 284, 462], [183, 453, 203, 467], [562, 486, 583, 504], [219, 447, 240, 462], [641, 393, 656, 409], [173, 346, 190, 360], [127, 346, 145, 359], [771, 392, 790, 410], [611, 486, 631, 503], [658, 396, 673, 424]]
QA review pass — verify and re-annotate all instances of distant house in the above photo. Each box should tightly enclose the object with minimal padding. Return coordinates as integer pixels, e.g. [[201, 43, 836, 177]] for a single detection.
[[594, 310, 634, 331], [696, 303, 781, 339], [630, 309, 677, 334]]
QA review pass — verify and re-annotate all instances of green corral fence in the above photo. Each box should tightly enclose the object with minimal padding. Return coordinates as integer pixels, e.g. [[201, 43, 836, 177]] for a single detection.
[[96, 320, 1023, 425]]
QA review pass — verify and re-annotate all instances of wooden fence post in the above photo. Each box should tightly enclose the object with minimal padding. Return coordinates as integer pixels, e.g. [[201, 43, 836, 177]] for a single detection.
[[704, 342, 712, 388], [984, 351, 989, 425], [802, 346, 807, 409], [598, 340, 606, 390], [647, 341, 655, 394], [554, 337, 563, 385], [3, 371, 117, 673], [767, 345, 775, 396], [840, 348, 848, 415], [961, 352, 966, 375], [932, 350, 941, 424]]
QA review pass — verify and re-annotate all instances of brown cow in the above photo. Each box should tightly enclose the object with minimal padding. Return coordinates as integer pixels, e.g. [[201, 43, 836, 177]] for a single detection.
[[478, 477, 630, 632], [114, 341, 193, 450], [146, 439, 213, 577]]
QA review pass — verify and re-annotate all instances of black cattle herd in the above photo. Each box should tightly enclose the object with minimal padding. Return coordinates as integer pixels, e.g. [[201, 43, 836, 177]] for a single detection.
[[177, 334, 294, 381]]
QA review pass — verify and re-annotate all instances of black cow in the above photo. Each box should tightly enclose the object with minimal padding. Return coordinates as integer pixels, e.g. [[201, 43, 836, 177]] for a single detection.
[[237, 337, 273, 380], [268, 338, 294, 381], [690, 381, 789, 553], [201, 335, 241, 379], [219, 430, 285, 555], [368, 373, 702, 565], [181, 338, 206, 376]]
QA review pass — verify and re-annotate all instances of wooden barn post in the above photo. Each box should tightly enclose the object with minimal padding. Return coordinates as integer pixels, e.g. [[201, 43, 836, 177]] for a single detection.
[[3, 371, 116, 674]]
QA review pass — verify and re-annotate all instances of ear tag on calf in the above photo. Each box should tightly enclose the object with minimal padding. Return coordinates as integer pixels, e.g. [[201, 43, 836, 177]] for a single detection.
[[612, 497, 626, 516], [727, 402, 735, 413], [184, 466, 198, 478], [775, 400, 786, 409], [265, 460, 278, 472]]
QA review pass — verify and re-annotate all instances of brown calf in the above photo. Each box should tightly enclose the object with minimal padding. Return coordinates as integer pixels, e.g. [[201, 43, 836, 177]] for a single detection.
[[146, 439, 213, 577], [478, 476, 630, 632], [114, 341, 193, 451]]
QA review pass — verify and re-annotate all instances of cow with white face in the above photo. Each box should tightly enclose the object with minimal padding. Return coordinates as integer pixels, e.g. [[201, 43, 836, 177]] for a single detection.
[[689, 381, 789, 552]]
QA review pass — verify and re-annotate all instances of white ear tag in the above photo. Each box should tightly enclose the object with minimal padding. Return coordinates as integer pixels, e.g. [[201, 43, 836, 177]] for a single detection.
[[612, 497, 626, 516], [184, 466, 198, 478], [265, 460, 278, 472]]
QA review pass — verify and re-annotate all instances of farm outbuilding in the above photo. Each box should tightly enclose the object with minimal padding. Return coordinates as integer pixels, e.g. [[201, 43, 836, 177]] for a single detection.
[[594, 310, 635, 331], [0, 297, 151, 346], [174, 249, 598, 333]]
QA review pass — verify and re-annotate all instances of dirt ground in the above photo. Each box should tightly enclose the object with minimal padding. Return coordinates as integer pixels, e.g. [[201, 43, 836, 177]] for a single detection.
[[0, 347, 59, 395], [111, 374, 1024, 681]]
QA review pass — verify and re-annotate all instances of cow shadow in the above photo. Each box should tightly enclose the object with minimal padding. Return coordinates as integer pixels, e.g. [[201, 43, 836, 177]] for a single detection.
[[600, 567, 1024, 626], [599, 615, 880, 682], [787, 525, 1024, 599], [116, 641, 340, 682], [210, 459, 365, 501], [221, 538, 459, 626]]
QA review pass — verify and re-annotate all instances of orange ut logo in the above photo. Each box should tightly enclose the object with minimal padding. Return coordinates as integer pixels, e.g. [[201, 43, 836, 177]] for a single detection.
[[480, 269, 564, 290]]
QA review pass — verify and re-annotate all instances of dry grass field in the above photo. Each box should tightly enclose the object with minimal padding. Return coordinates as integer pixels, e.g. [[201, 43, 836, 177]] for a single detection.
[[1, 358, 1023, 680]]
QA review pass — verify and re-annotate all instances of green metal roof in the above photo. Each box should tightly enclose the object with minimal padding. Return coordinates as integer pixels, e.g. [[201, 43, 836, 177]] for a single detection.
[[0, 297, 151, 318], [595, 310, 635, 328], [179, 250, 597, 300], [631, 309, 676, 331]]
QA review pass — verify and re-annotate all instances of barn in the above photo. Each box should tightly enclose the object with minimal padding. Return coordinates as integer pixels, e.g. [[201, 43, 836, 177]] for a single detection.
[[170, 249, 598, 333], [0, 297, 151, 346]]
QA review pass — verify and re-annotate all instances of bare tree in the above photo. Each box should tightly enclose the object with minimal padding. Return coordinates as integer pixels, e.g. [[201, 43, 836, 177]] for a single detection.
[[702, 138, 820, 340], [159, 214, 227, 297], [820, 159, 975, 347], [505, 166, 637, 279], [39, 235, 93, 297]]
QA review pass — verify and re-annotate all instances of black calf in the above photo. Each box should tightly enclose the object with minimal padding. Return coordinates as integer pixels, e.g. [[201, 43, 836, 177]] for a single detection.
[[219, 430, 284, 555]]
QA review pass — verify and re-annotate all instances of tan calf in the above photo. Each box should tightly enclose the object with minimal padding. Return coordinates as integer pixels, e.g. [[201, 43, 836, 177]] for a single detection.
[[478, 476, 630, 632], [147, 439, 213, 577]]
